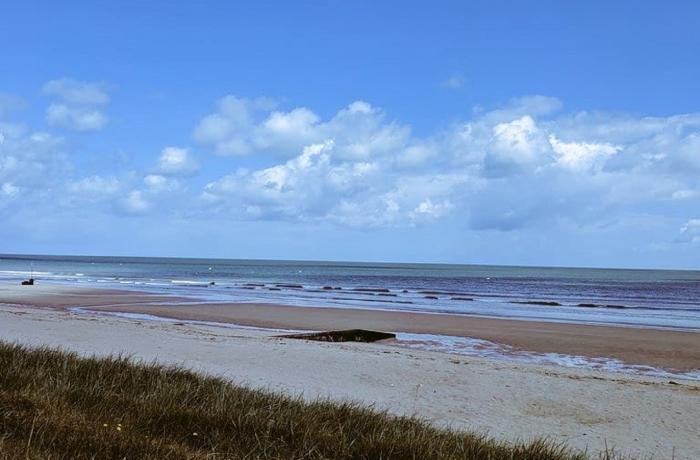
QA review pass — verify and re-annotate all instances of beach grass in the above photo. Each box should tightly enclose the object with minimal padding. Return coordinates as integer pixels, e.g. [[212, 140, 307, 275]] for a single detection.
[[0, 341, 622, 459]]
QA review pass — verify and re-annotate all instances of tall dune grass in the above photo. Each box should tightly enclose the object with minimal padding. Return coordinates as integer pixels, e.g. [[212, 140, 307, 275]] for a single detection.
[[0, 342, 622, 459]]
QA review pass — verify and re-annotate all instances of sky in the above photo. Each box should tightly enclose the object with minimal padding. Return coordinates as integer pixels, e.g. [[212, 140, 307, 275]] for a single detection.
[[1, 1, 700, 269]]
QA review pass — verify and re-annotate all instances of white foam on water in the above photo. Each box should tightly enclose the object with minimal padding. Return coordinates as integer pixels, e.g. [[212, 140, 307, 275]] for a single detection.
[[394, 332, 700, 381], [170, 280, 214, 287], [0, 270, 53, 276]]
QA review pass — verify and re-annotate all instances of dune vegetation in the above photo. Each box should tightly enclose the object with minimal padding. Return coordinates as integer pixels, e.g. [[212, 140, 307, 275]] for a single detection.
[[0, 341, 624, 459]]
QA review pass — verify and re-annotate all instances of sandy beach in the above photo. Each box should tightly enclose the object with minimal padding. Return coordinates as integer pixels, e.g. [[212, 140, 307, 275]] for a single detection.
[[3, 282, 698, 372], [1, 282, 700, 458], [92, 301, 700, 372]]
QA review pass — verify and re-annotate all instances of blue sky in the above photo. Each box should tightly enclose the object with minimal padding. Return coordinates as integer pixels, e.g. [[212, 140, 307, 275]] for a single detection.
[[1, 1, 700, 268]]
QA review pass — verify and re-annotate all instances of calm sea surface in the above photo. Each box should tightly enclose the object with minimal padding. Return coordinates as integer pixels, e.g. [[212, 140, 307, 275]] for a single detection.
[[2, 254, 699, 331]]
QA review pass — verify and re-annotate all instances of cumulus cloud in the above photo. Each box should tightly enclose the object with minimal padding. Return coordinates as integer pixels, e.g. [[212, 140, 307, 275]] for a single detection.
[[121, 190, 151, 214], [144, 174, 179, 192], [156, 147, 199, 176], [43, 78, 110, 131], [0, 127, 67, 193], [193, 96, 277, 155], [0, 120, 73, 217], [194, 96, 409, 159], [43, 79, 110, 106], [46, 104, 108, 131], [202, 138, 465, 227], [68, 175, 121, 195], [548, 135, 621, 170], [679, 219, 700, 244], [194, 94, 700, 237], [59, 175, 125, 208], [4, 88, 700, 253]]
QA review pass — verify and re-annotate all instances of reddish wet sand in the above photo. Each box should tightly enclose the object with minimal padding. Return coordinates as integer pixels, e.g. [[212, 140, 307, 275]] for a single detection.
[[3, 284, 699, 372]]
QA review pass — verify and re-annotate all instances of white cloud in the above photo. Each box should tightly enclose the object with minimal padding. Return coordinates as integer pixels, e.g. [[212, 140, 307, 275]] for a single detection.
[[202, 138, 467, 227], [68, 175, 121, 195], [4, 89, 700, 254], [46, 104, 108, 131], [62, 175, 124, 207], [194, 95, 700, 237], [483, 115, 552, 175], [121, 190, 151, 214], [671, 189, 698, 200], [0, 129, 67, 191], [492, 116, 542, 155], [1, 182, 19, 197], [43, 78, 110, 131], [43, 79, 110, 106], [194, 96, 409, 159], [156, 147, 199, 176], [410, 199, 454, 221], [203, 141, 335, 219], [548, 135, 621, 170], [476, 95, 563, 122], [193, 96, 276, 155], [679, 219, 700, 243], [144, 174, 179, 192]]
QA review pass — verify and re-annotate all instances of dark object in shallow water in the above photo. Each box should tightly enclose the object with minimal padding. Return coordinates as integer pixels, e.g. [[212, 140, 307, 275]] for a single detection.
[[21, 278, 34, 286], [279, 329, 396, 343], [275, 283, 303, 289], [513, 300, 561, 306], [451, 296, 473, 301], [424, 295, 438, 300]]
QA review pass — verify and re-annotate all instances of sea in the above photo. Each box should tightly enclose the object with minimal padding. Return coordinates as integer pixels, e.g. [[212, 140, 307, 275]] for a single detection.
[[2, 254, 699, 379]]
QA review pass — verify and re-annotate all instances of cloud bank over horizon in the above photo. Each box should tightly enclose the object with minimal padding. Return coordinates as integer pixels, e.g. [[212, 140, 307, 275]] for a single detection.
[[1, 82, 699, 266]]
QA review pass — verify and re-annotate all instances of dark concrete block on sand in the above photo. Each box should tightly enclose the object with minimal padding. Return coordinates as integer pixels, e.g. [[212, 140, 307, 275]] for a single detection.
[[279, 329, 396, 343]]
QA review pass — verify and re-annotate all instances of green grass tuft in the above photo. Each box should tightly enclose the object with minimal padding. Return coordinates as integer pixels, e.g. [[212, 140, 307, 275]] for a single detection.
[[0, 341, 625, 459]]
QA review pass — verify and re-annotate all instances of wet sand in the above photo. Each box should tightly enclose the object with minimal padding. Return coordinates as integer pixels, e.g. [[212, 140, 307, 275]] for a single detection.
[[89, 301, 700, 372], [2, 282, 699, 372], [0, 283, 189, 308]]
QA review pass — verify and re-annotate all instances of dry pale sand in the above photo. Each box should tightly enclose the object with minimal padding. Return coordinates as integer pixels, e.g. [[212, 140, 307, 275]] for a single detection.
[[1, 283, 700, 458]]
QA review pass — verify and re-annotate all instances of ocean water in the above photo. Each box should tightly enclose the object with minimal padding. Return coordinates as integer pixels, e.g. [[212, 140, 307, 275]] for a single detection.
[[2, 253, 699, 330], [2, 254, 699, 380]]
